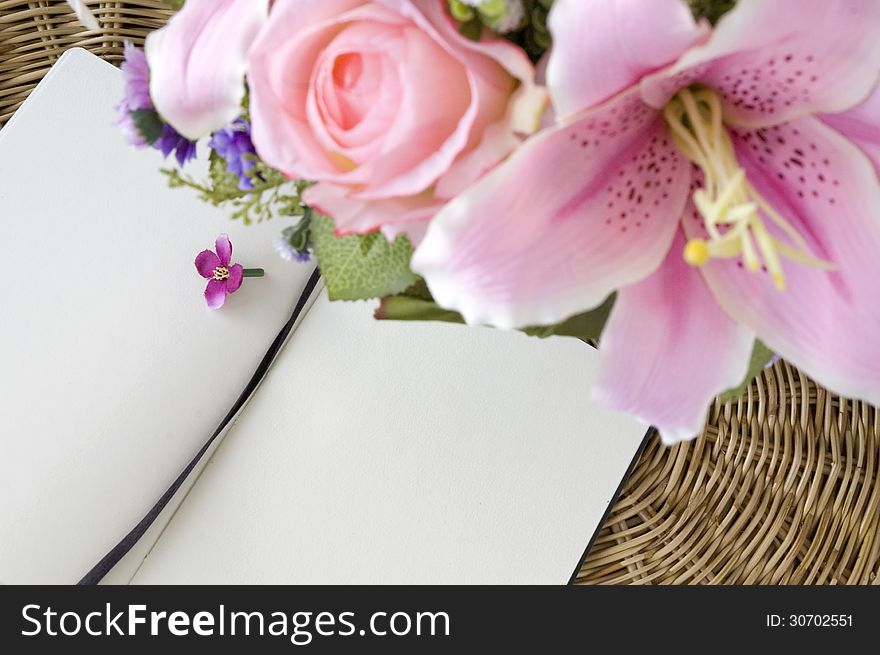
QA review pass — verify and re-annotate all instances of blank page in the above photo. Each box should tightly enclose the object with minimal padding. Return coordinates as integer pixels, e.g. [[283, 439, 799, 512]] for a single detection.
[[0, 49, 316, 583], [131, 295, 647, 584]]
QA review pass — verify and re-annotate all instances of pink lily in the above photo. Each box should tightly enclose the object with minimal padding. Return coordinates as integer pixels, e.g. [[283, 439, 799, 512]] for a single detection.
[[195, 234, 245, 309], [412, 0, 880, 442]]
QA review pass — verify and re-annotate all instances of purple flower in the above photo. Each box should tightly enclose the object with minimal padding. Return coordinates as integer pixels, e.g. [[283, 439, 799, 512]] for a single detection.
[[195, 234, 243, 309], [156, 124, 198, 167], [274, 237, 311, 263], [115, 41, 197, 165], [121, 41, 151, 110], [210, 119, 258, 190]]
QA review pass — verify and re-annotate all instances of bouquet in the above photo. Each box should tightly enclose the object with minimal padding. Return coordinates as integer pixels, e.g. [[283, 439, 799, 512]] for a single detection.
[[93, 0, 880, 444]]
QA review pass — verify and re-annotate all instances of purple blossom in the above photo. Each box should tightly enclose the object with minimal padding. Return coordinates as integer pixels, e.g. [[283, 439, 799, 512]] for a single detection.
[[274, 237, 311, 263], [115, 41, 196, 165], [210, 119, 258, 190], [120, 41, 151, 110], [157, 125, 198, 167], [195, 234, 244, 309]]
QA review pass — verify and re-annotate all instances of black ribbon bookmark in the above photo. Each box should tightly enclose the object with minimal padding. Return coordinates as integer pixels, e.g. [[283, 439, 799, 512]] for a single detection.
[[78, 268, 322, 585]]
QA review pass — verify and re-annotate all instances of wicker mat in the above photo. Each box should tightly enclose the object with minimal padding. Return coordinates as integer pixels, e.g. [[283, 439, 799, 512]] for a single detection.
[[3, 1, 878, 585]]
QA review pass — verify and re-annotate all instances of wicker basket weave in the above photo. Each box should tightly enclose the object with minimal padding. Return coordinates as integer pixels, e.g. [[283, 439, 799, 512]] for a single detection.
[[3, 1, 878, 585]]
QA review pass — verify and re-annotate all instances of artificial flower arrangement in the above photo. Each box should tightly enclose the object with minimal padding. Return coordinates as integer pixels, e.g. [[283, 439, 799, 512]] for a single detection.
[[76, 0, 880, 444]]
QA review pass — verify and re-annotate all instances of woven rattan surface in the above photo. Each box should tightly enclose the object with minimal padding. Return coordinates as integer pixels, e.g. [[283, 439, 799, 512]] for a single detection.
[[3, 1, 878, 585]]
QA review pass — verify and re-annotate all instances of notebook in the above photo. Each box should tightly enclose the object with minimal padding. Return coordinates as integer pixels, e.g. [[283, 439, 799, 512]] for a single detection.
[[0, 48, 648, 585]]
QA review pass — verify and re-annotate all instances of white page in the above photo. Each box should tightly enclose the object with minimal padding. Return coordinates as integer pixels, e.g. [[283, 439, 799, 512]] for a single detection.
[[0, 49, 316, 584], [131, 294, 647, 585]]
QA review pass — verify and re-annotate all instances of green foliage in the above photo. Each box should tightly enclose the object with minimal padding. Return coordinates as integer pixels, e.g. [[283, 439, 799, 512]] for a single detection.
[[521, 294, 615, 342], [162, 154, 308, 226], [377, 280, 614, 344], [718, 340, 775, 401], [280, 208, 313, 256], [310, 214, 420, 301], [129, 109, 163, 145], [448, 0, 555, 60], [375, 295, 466, 325], [688, 0, 737, 24]]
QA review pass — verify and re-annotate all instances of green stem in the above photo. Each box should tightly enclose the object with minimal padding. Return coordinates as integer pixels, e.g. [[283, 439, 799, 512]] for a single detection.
[[242, 268, 265, 278]]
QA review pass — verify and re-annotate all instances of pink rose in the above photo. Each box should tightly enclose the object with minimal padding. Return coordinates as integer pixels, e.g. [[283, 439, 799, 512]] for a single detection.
[[248, 0, 546, 241]]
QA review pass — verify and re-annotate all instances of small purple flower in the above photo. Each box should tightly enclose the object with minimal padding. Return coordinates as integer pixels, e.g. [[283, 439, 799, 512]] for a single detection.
[[157, 124, 198, 167], [195, 234, 244, 309], [274, 236, 311, 263], [116, 41, 197, 165], [210, 119, 258, 190], [121, 41, 151, 111]]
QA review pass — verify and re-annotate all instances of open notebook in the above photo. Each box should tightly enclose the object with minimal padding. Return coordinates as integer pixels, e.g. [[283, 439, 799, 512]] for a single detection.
[[0, 49, 648, 585]]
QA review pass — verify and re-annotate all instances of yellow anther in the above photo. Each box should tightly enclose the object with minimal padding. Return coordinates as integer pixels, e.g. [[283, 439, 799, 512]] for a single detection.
[[683, 239, 711, 267], [664, 86, 832, 289], [213, 266, 230, 281]]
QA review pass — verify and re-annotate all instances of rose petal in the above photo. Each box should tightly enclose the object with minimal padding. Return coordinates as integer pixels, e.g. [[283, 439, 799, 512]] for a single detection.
[[248, 0, 375, 180], [304, 183, 443, 237]]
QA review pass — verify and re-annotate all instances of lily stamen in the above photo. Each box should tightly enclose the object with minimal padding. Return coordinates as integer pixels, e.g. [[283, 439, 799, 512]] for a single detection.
[[664, 87, 833, 290]]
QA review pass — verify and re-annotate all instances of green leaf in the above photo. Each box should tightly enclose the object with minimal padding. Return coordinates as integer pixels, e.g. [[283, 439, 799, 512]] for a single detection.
[[687, 0, 737, 24], [375, 296, 465, 324], [129, 109, 163, 145], [718, 340, 775, 402], [311, 214, 419, 301], [521, 294, 616, 341], [377, 283, 614, 344], [458, 17, 483, 40]]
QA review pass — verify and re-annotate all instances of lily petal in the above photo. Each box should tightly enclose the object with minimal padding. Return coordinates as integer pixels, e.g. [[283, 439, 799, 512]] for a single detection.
[[642, 0, 880, 127], [215, 234, 233, 267], [412, 90, 691, 329], [145, 0, 269, 140], [595, 231, 755, 444], [226, 264, 244, 294], [821, 83, 880, 174], [195, 249, 221, 279], [547, 0, 708, 120], [204, 279, 228, 309], [687, 117, 880, 406]]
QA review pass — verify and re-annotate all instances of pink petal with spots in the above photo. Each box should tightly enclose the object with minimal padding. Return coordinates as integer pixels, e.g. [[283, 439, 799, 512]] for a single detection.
[[641, 0, 880, 127], [821, 83, 880, 174], [547, 0, 708, 120], [215, 234, 232, 266], [412, 89, 691, 329], [226, 264, 244, 294], [195, 249, 221, 278], [595, 231, 755, 444], [204, 278, 228, 309], [686, 117, 880, 406]]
